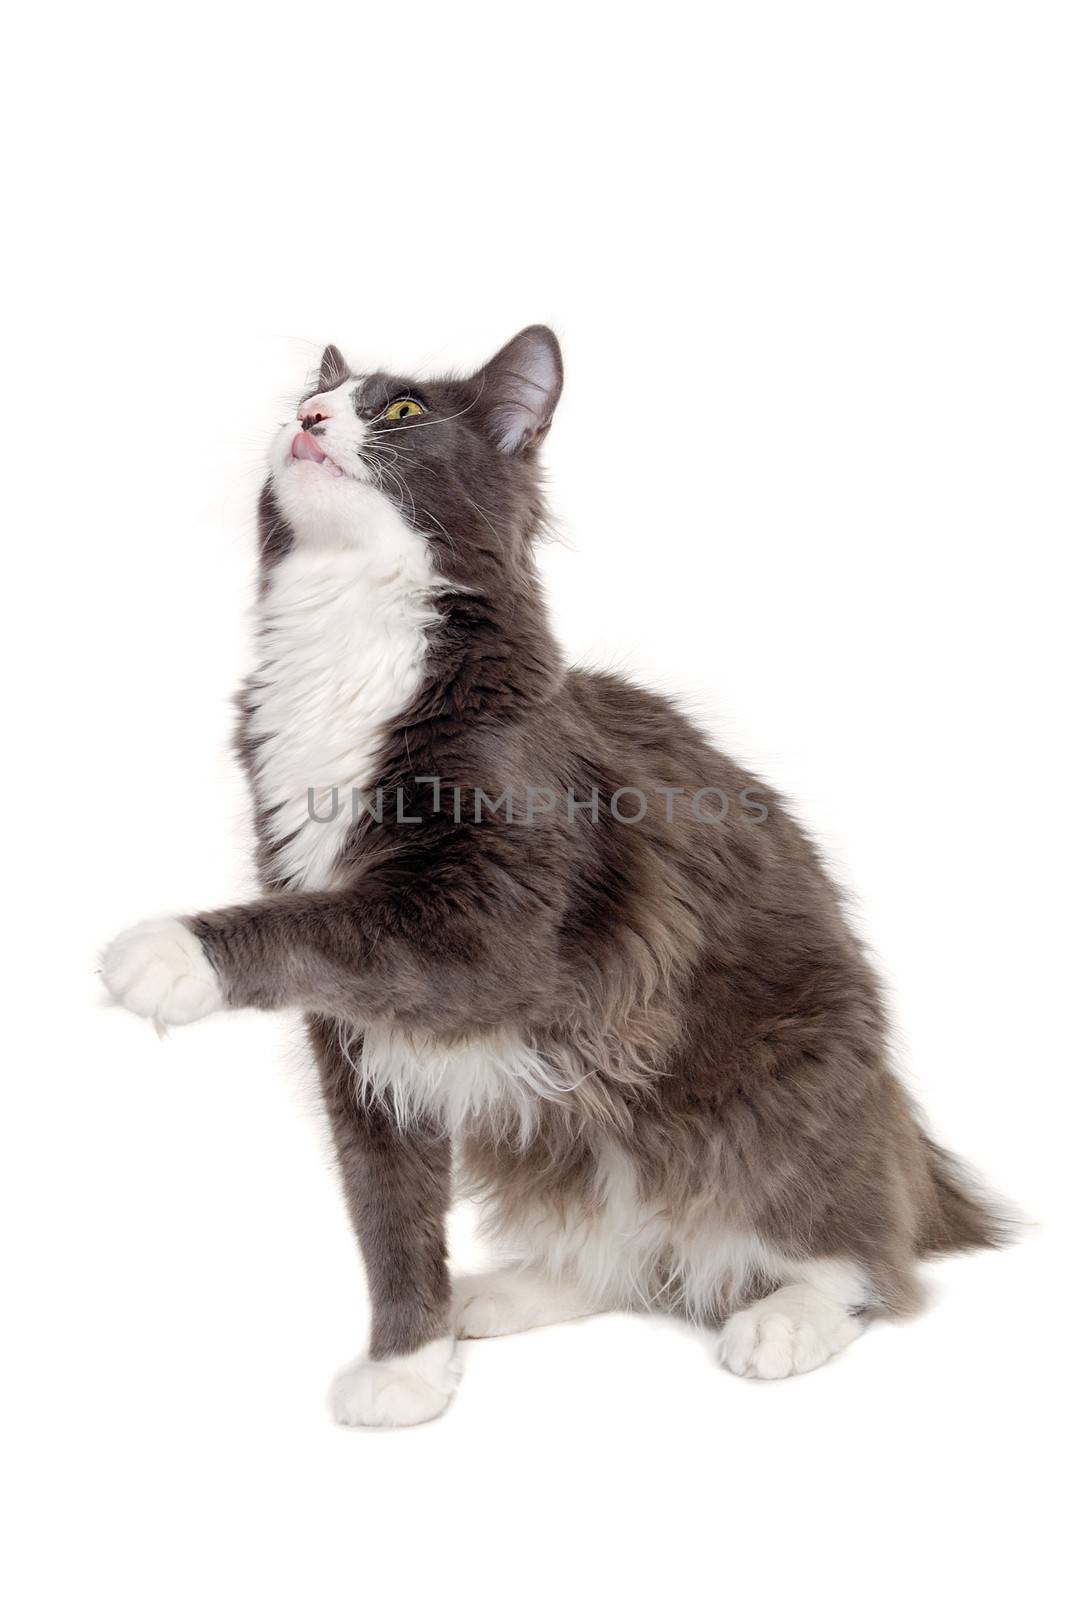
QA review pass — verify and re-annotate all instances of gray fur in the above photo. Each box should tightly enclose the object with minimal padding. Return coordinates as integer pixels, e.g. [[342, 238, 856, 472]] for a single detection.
[[179, 326, 1007, 1365]]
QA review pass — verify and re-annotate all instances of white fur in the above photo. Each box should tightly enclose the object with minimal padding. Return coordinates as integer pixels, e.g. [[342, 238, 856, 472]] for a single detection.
[[329, 1337, 460, 1428], [249, 392, 442, 889], [355, 1024, 569, 1144], [481, 1138, 872, 1352], [101, 917, 222, 1025], [100, 389, 439, 1027], [719, 1263, 867, 1379], [453, 1267, 602, 1339]]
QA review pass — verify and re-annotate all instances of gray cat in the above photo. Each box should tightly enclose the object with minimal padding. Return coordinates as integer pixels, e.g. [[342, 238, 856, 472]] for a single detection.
[[102, 327, 1006, 1426]]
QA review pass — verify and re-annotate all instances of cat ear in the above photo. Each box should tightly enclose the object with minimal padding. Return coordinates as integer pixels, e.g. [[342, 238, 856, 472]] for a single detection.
[[318, 343, 350, 391], [476, 325, 563, 455]]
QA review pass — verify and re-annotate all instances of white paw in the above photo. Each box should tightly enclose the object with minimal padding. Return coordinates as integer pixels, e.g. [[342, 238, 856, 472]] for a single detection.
[[329, 1338, 460, 1428], [452, 1270, 596, 1339], [454, 1279, 533, 1339], [720, 1286, 863, 1380], [101, 918, 222, 1026]]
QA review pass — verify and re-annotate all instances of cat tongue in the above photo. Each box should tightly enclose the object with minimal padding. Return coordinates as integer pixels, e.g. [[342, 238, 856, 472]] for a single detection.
[[292, 430, 327, 464]]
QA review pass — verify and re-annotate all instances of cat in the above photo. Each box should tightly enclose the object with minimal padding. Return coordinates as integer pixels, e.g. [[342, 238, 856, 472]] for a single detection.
[[101, 326, 1006, 1427]]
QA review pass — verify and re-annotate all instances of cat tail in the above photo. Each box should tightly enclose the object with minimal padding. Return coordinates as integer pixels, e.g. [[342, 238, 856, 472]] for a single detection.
[[918, 1134, 1018, 1256]]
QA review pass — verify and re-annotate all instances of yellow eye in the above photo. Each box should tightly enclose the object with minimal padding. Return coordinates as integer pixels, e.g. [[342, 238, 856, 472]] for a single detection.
[[383, 398, 424, 421]]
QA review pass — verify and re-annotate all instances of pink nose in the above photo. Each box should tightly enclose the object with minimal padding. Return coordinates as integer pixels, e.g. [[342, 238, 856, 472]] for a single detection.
[[298, 395, 331, 428]]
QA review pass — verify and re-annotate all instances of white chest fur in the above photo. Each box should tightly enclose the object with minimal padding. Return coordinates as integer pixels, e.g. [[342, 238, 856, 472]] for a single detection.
[[246, 537, 439, 889]]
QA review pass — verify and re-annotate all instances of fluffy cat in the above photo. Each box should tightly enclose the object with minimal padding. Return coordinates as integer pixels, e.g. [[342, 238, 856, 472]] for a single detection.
[[102, 326, 1005, 1426]]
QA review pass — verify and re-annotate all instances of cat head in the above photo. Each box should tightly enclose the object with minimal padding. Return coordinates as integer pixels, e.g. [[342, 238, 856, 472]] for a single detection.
[[265, 326, 563, 576]]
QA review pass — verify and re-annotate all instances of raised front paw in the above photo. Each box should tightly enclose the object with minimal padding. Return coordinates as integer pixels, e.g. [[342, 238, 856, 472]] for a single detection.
[[101, 918, 222, 1026]]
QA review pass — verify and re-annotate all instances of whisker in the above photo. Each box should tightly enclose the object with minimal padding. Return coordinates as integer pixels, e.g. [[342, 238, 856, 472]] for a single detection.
[[464, 492, 506, 549]]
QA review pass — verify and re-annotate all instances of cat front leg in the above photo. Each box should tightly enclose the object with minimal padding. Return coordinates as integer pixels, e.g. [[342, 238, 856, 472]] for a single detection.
[[103, 884, 559, 1033], [310, 1016, 460, 1427]]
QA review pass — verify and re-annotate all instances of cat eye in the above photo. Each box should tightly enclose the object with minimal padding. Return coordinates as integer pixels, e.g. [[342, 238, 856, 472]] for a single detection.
[[382, 398, 424, 421]]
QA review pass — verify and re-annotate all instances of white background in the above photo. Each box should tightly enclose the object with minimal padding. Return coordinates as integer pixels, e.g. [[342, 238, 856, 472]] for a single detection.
[[4, 4, 1064, 1596]]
